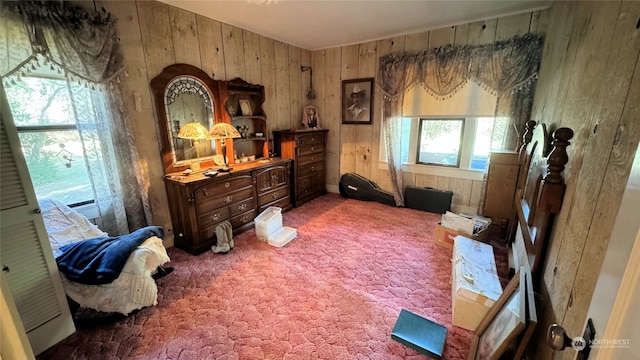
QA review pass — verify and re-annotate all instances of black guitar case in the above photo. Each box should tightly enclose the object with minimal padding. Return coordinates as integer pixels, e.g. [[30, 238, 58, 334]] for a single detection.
[[339, 173, 397, 207]]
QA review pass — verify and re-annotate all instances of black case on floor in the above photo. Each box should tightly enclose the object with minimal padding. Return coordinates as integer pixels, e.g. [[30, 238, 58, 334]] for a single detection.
[[339, 173, 396, 207], [404, 186, 453, 214]]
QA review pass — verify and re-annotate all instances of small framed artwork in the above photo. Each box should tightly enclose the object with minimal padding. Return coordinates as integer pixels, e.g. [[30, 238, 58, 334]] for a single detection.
[[468, 268, 526, 360], [239, 99, 252, 116], [342, 78, 374, 125], [301, 105, 320, 129]]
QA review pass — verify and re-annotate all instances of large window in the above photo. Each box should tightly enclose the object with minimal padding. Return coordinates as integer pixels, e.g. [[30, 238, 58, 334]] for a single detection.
[[4, 75, 94, 206], [398, 116, 508, 173]]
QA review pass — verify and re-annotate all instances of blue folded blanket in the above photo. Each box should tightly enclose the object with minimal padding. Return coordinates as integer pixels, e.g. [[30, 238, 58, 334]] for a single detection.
[[56, 226, 164, 285]]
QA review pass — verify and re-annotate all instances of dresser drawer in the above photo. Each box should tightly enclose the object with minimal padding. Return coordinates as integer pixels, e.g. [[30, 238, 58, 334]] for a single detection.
[[258, 185, 290, 207], [298, 143, 325, 157], [298, 161, 324, 177], [258, 195, 291, 214], [197, 186, 254, 214], [230, 210, 254, 229], [297, 152, 325, 167], [198, 206, 230, 231], [194, 176, 253, 202], [229, 196, 256, 217], [299, 182, 326, 199], [297, 133, 325, 147]]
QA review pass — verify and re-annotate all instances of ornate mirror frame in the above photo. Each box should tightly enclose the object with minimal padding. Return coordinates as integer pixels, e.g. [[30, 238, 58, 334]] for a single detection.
[[151, 63, 223, 174]]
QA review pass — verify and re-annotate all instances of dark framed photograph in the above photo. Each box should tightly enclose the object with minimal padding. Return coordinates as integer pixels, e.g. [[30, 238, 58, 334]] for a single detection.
[[342, 78, 373, 124], [468, 268, 526, 360]]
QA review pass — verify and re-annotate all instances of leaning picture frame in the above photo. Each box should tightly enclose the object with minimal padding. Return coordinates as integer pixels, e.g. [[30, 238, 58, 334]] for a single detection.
[[468, 268, 526, 360], [342, 78, 374, 124], [239, 99, 252, 116]]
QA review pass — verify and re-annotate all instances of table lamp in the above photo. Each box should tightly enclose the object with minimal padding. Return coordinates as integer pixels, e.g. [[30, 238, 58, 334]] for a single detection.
[[178, 122, 209, 171], [208, 122, 241, 172]]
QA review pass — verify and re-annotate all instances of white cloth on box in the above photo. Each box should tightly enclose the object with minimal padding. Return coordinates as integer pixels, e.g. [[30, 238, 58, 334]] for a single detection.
[[452, 235, 502, 304]]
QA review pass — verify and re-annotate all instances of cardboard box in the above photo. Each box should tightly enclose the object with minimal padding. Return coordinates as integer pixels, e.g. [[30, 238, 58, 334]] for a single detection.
[[434, 222, 489, 249], [451, 236, 502, 330]]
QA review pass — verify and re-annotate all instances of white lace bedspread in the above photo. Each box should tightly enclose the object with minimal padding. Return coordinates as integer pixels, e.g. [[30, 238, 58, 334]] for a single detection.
[[39, 199, 170, 315]]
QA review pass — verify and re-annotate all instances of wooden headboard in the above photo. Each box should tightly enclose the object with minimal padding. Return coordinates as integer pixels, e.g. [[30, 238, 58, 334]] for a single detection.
[[512, 121, 574, 279]]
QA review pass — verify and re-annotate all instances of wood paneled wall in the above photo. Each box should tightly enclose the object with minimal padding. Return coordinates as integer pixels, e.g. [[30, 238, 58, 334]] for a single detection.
[[309, 11, 548, 212], [528, 2, 640, 359], [97, 0, 311, 246]]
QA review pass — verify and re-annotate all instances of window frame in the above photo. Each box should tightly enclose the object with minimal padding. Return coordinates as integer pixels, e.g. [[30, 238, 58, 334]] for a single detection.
[[7, 74, 96, 209], [415, 117, 466, 168], [378, 116, 497, 181]]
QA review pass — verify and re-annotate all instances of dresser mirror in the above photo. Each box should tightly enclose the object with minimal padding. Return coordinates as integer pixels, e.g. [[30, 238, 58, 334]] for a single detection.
[[151, 64, 223, 173]]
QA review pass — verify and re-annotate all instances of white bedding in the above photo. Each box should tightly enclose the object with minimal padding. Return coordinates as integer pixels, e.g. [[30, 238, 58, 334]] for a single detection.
[[39, 199, 170, 315]]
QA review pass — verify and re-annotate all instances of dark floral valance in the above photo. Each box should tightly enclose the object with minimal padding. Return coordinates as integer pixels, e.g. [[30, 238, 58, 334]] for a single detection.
[[377, 33, 545, 206], [377, 33, 544, 101], [0, 0, 125, 84]]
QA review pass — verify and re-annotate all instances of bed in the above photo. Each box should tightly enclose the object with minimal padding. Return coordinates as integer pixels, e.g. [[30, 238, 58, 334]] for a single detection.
[[39, 199, 171, 315]]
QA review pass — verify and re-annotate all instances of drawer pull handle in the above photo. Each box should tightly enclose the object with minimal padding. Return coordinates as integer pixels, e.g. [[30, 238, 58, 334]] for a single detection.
[[210, 214, 220, 222], [241, 215, 248, 222], [203, 188, 208, 196], [239, 204, 247, 211], [225, 195, 233, 203], [272, 192, 278, 198], [225, 182, 230, 188], [311, 146, 315, 151], [311, 166, 315, 171]]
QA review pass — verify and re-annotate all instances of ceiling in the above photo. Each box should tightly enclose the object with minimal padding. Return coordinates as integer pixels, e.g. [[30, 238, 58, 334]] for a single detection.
[[157, 0, 552, 51]]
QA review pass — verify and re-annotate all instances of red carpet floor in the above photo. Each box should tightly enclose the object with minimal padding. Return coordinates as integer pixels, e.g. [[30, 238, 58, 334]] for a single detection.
[[39, 193, 508, 359]]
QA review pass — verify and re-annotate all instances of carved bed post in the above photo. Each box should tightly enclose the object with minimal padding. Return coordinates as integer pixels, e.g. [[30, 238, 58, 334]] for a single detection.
[[538, 127, 574, 213]]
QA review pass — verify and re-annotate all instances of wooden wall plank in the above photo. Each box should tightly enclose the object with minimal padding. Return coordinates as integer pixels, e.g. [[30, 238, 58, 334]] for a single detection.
[[168, 6, 201, 67], [496, 12, 532, 41], [467, 18, 497, 45], [354, 41, 377, 179], [288, 46, 302, 130], [242, 30, 262, 85], [136, 1, 174, 78], [274, 41, 291, 131], [300, 49, 312, 108], [324, 47, 342, 186], [311, 49, 325, 133], [259, 37, 276, 136], [454, 23, 470, 46], [340, 45, 359, 175], [429, 26, 455, 49], [221, 23, 245, 80], [415, 174, 438, 188], [404, 31, 429, 53], [530, 9, 550, 34], [196, 16, 224, 81]]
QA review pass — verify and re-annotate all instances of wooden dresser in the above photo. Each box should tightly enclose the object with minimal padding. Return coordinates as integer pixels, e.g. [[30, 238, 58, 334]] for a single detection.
[[273, 129, 328, 207], [164, 158, 292, 255]]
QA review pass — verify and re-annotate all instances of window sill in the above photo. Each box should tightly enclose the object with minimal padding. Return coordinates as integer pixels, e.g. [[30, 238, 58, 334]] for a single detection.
[[378, 161, 486, 181]]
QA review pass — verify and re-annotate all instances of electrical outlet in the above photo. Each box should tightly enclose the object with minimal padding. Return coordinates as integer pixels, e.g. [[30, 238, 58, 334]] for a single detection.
[[577, 318, 596, 360]]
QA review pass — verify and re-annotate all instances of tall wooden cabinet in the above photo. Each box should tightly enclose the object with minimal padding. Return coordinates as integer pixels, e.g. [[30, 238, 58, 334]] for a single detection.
[[164, 159, 292, 255], [0, 85, 75, 355], [273, 129, 328, 207], [481, 150, 519, 238]]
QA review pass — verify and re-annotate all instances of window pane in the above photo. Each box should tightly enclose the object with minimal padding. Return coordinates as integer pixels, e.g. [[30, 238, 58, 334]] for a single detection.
[[417, 119, 463, 167], [471, 117, 508, 171], [4, 77, 74, 126], [400, 118, 411, 163], [18, 130, 93, 205]]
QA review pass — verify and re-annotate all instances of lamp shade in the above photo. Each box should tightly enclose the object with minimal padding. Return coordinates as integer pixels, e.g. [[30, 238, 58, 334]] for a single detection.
[[177, 122, 209, 139], [208, 122, 241, 139]]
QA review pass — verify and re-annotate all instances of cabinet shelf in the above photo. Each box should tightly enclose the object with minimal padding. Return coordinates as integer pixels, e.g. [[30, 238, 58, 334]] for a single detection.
[[232, 115, 266, 121]]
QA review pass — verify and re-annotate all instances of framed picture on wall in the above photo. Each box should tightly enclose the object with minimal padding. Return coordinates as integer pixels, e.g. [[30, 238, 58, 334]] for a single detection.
[[342, 78, 373, 124]]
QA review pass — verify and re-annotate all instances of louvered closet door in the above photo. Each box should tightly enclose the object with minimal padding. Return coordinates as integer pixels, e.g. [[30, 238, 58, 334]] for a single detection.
[[0, 84, 75, 355]]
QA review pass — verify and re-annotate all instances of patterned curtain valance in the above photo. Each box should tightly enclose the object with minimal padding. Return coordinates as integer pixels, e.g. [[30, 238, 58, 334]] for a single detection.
[[0, 0, 125, 84], [377, 33, 544, 101]]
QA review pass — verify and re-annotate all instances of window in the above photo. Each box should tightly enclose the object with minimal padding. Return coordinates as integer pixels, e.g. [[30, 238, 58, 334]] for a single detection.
[[417, 118, 464, 167], [396, 116, 508, 174], [4, 75, 94, 206]]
